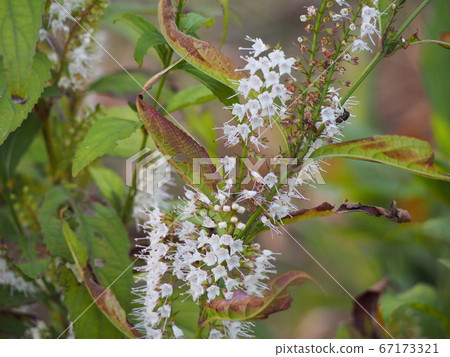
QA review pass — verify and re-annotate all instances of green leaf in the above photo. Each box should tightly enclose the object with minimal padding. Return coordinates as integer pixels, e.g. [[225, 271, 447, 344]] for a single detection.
[[166, 85, 215, 113], [0, 112, 40, 182], [386, 303, 448, 338], [60, 267, 125, 339], [76, 204, 133, 312], [37, 186, 73, 261], [115, 13, 160, 35], [201, 271, 319, 326], [0, 0, 45, 99], [62, 218, 138, 338], [86, 70, 150, 98], [158, 0, 245, 89], [438, 258, 450, 270], [134, 32, 166, 67], [115, 13, 167, 62], [380, 283, 442, 320], [72, 117, 142, 177], [5, 233, 51, 279], [137, 96, 219, 194], [176, 61, 239, 106], [0, 52, 51, 145], [310, 136, 450, 182], [178, 12, 214, 34], [89, 166, 125, 214]]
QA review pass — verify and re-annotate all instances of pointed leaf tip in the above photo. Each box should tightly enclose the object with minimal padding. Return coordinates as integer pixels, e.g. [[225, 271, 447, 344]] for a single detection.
[[158, 0, 245, 89]]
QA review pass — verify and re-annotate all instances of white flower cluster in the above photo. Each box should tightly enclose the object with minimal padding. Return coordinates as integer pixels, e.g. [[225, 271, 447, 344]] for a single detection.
[[132, 188, 277, 338], [133, 162, 175, 227], [43, 0, 99, 90], [48, 0, 86, 34], [0, 253, 36, 295], [317, 87, 355, 142], [219, 37, 296, 151], [352, 5, 381, 53]]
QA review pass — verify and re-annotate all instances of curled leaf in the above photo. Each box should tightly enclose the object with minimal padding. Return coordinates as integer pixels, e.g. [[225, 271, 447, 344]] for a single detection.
[[353, 279, 390, 339], [336, 201, 411, 223], [200, 271, 321, 326], [251, 201, 411, 240], [137, 96, 219, 193], [158, 0, 245, 88]]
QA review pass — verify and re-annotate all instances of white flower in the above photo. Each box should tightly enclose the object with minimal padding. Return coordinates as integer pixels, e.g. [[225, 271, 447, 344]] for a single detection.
[[239, 36, 268, 57], [264, 71, 280, 88], [320, 107, 336, 123], [264, 172, 278, 188], [299, 15, 307, 22], [212, 265, 227, 281], [204, 251, 218, 266], [207, 285, 221, 300], [172, 325, 184, 339], [352, 38, 372, 53], [360, 6, 381, 44]]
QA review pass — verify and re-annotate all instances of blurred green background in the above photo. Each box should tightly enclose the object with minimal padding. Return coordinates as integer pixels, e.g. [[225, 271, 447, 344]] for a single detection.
[[62, 0, 450, 338]]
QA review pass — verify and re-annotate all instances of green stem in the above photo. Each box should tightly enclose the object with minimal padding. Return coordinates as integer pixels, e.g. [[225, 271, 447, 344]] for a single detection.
[[1, 182, 23, 234], [340, 51, 383, 106], [393, 0, 431, 41]]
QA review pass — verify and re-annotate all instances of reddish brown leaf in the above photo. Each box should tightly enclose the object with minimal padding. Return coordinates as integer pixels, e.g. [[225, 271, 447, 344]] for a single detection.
[[353, 279, 390, 339], [137, 96, 219, 192], [201, 271, 321, 326], [336, 201, 411, 223], [158, 0, 245, 88]]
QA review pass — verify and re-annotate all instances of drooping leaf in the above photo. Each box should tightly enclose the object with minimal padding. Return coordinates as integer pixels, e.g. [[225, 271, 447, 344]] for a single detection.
[[89, 166, 125, 214], [134, 32, 166, 67], [166, 85, 215, 113], [158, 0, 245, 89], [0, 0, 45, 99], [72, 117, 142, 177], [62, 219, 138, 338], [201, 271, 320, 326], [37, 186, 73, 261], [176, 61, 239, 106], [137, 96, 219, 193], [0, 112, 40, 182], [310, 136, 450, 182], [0, 52, 51, 145], [60, 267, 125, 339], [352, 279, 390, 339]]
